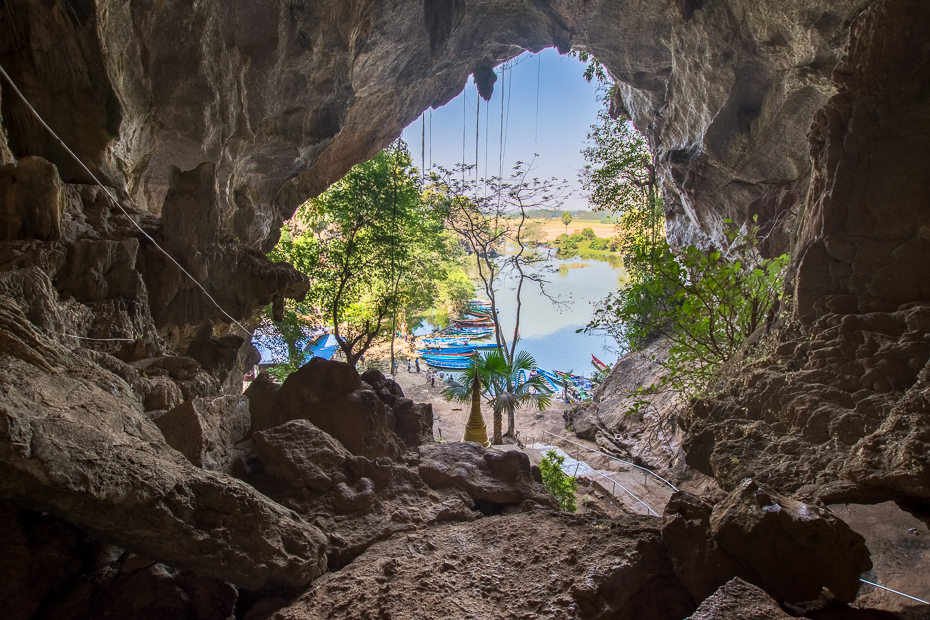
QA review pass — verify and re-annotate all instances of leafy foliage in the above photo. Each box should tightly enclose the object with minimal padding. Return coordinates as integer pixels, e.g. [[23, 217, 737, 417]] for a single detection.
[[441, 350, 553, 444], [561, 210, 573, 233], [428, 161, 568, 375], [581, 108, 664, 280], [586, 222, 789, 402], [539, 450, 577, 512], [261, 143, 469, 374]]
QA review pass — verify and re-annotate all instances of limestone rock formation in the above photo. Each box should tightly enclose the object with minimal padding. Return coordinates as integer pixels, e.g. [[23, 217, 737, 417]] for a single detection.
[[663, 482, 871, 604], [239, 418, 561, 567], [245, 358, 406, 459], [709, 480, 871, 603], [248, 512, 697, 620], [153, 395, 251, 471], [0, 353, 327, 590], [566, 336, 681, 470], [687, 578, 793, 620], [416, 441, 557, 511], [0, 0, 928, 616], [684, 305, 930, 515], [0, 0, 870, 258]]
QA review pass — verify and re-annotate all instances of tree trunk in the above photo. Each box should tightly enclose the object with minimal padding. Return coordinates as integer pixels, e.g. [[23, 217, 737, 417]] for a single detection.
[[505, 408, 515, 439], [463, 372, 490, 447], [493, 409, 502, 445]]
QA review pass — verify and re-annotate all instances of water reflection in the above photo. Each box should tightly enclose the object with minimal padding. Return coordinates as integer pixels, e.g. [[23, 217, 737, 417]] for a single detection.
[[415, 251, 626, 375]]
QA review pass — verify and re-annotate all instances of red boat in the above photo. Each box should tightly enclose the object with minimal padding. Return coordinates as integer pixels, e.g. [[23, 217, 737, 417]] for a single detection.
[[592, 355, 610, 371]]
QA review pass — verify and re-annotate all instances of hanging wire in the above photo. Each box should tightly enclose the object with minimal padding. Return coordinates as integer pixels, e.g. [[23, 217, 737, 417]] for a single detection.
[[462, 84, 467, 183], [535, 52, 541, 146], [0, 63, 254, 337], [421, 112, 426, 180], [475, 91, 480, 180], [429, 109, 433, 171]]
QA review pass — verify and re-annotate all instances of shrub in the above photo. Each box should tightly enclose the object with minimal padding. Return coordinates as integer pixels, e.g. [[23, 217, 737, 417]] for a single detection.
[[586, 221, 788, 404], [581, 227, 596, 240], [569, 233, 584, 243], [588, 237, 608, 251], [539, 450, 577, 512]]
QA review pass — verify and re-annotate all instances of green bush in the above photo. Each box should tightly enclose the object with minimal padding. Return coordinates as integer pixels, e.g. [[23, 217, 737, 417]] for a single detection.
[[588, 237, 608, 251], [586, 221, 788, 404], [581, 227, 596, 240], [568, 233, 584, 243], [539, 450, 577, 512], [553, 233, 570, 246]]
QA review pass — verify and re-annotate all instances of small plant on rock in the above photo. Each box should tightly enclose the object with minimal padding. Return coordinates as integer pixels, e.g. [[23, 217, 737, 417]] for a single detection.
[[539, 450, 577, 512]]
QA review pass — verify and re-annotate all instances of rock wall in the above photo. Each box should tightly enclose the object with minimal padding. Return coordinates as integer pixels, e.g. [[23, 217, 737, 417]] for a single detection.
[[682, 0, 930, 524], [0, 0, 929, 616]]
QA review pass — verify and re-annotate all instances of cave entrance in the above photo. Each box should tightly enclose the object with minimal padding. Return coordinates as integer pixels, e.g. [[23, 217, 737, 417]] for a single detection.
[[401, 49, 600, 213]]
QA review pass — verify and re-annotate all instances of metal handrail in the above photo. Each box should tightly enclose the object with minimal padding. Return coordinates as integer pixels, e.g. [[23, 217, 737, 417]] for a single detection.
[[533, 429, 679, 492]]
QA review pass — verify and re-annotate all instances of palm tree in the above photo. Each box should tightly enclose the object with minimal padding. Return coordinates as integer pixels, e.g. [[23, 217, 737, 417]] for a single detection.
[[442, 350, 553, 444]]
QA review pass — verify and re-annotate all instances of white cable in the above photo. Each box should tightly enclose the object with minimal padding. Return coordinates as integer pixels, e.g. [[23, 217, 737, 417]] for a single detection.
[[63, 334, 135, 342], [0, 63, 253, 337], [539, 429, 680, 492], [859, 579, 929, 605]]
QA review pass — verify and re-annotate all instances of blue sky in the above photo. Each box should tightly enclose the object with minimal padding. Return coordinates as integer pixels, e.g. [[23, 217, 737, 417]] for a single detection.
[[401, 49, 603, 211]]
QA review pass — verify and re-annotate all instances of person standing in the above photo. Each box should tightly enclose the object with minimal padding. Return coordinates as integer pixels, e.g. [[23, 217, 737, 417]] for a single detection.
[[415, 359, 420, 373]]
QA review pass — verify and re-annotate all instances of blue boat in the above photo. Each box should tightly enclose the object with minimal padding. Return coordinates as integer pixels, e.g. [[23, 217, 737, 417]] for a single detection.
[[417, 345, 477, 354], [422, 356, 474, 370], [419, 337, 469, 346]]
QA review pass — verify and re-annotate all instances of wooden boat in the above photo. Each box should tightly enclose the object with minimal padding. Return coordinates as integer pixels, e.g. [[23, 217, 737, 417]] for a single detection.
[[592, 355, 610, 371], [419, 337, 469, 346], [418, 349, 473, 358], [453, 318, 495, 327], [422, 356, 474, 370]]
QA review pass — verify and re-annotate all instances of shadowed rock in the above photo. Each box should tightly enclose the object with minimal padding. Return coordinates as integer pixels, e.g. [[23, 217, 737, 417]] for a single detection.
[[687, 578, 793, 620], [0, 355, 327, 590], [246, 358, 405, 459]]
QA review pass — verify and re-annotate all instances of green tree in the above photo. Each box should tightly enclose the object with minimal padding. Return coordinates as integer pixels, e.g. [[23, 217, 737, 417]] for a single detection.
[[581, 108, 664, 279], [441, 350, 552, 444], [263, 143, 461, 372], [539, 450, 577, 512], [581, 227, 596, 240], [586, 223, 788, 404], [429, 161, 568, 369], [561, 210, 573, 234]]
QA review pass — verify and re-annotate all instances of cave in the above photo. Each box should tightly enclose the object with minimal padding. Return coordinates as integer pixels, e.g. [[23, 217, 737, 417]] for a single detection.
[[0, 0, 928, 618]]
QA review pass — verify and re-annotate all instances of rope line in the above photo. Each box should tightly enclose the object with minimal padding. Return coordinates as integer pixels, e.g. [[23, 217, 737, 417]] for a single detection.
[[475, 93, 480, 180], [63, 334, 136, 342], [536, 429, 680, 492], [0, 63, 253, 338], [859, 579, 929, 605]]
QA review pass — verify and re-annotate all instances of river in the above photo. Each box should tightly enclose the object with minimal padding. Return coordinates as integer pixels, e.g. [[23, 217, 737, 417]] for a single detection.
[[415, 251, 626, 379]]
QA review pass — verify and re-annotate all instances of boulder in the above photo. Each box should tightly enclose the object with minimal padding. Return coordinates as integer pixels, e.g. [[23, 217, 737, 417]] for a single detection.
[[709, 480, 872, 603], [687, 578, 793, 620], [393, 398, 434, 449], [417, 442, 556, 510], [238, 419, 476, 568], [153, 395, 251, 470], [0, 355, 327, 590], [662, 492, 757, 603], [247, 358, 405, 459], [251, 419, 350, 492]]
